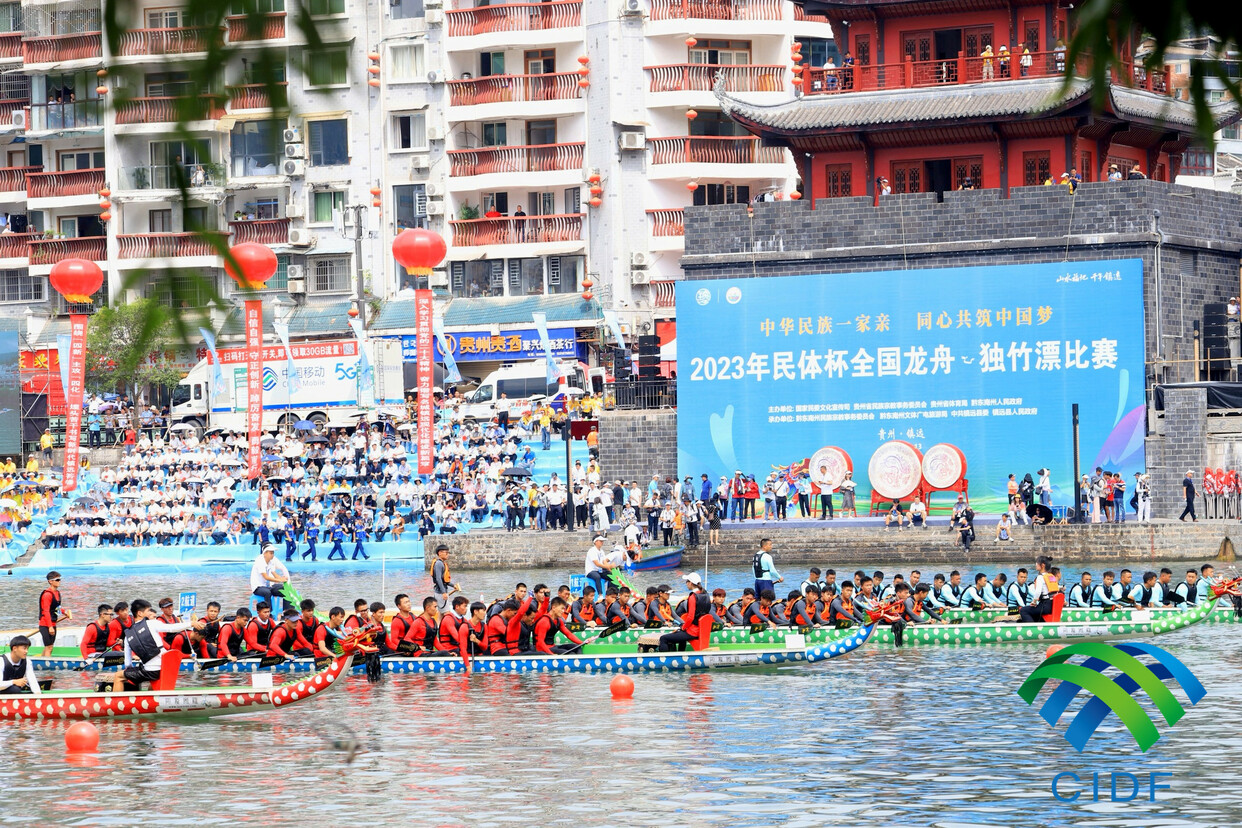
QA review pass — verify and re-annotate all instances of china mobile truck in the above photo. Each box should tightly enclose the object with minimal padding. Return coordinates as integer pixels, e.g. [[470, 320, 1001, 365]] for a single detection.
[[170, 338, 404, 431]]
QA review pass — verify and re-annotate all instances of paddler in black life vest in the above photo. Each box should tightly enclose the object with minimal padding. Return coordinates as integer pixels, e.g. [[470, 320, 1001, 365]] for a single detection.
[[533, 597, 583, 655], [724, 588, 756, 625], [367, 602, 389, 652], [314, 607, 347, 658], [404, 598, 441, 655], [38, 570, 70, 657], [244, 601, 278, 653], [268, 609, 313, 661], [167, 627, 207, 658], [217, 608, 251, 660], [741, 589, 778, 627], [570, 585, 598, 626], [387, 594, 418, 650], [343, 599, 371, 633], [79, 604, 115, 659], [903, 584, 944, 624], [788, 585, 821, 627], [112, 599, 196, 691], [436, 595, 470, 653], [1, 636, 39, 695], [106, 601, 133, 650], [297, 599, 323, 652], [659, 573, 711, 652]]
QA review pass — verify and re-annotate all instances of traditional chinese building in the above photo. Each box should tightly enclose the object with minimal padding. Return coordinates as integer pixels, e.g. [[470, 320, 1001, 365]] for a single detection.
[[716, 0, 1237, 198]]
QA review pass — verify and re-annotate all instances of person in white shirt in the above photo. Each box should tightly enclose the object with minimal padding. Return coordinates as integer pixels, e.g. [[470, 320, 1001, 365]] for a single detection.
[[1018, 556, 1055, 623], [112, 599, 196, 691], [585, 535, 617, 595], [251, 545, 289, 604], [908, 498, 927, 528], [0, 635, 40, 696]]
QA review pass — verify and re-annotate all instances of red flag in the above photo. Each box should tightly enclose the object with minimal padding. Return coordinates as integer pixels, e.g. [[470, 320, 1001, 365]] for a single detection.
[[245, 299, 263, 479], [61, 314, 88, 492], [415, 290, 434, 475]]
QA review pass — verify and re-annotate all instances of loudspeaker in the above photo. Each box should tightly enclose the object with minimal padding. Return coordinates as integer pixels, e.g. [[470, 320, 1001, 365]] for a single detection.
[[637, 335, 659, 357], [613, 348, 631, 380], [637, 363, 658, 379]]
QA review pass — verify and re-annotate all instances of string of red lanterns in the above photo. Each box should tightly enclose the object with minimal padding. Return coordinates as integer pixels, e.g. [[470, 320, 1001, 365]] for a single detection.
[[368, 50, 381, 88]]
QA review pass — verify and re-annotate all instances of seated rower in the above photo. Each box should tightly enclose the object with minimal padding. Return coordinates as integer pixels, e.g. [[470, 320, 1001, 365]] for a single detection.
[[1173, 569, 1201, 606], [167, 627, 207, 658], [708, 589, 729, 625], [1089, 571, 1120, 611], [828, 583, 866, 625], [1067, 573, 1093, 608], [486, 597, 529, 656], [244, 601, 278, 654], [267, 609, 314, 660], [343, 599, 371, 632], [962, 573, 1004, 610], [534, 597, 583, 654], [927, 574, 956, 610], [1, 635, 40, 695], [297, 600, 324, 652], [79, 604, 115, 660], [769, 595, 791, 625], [741, 589, 778, 628], [387, 594, 419, 650], [630, 587, 656, 626], [648, 585, 677, 627], [114, 599, 196, 691], [788, 585, 821, 627], [595, 587, 627, 627], [106, 601, 133, 650], [570, 586, 598, 627], [460, 602, 489, 667], [217, 608, 251, 660], [987, 573, 1009, 606], [659, 573, 711, 652], [314, 607, 348, 658], [198, 602, 223, 658], [403, 598, 442, 655], [436, 596, 471, 653], [725, 588, 757, 626], [879, 574, 905, 601], [1155, 568, 1177, 606], [852, 576, 879, 618], [1006, 569, 1033, 610], [799, 568, 823, 596], [903, 584, 944, 624], [1131, 571, 1159, 608]]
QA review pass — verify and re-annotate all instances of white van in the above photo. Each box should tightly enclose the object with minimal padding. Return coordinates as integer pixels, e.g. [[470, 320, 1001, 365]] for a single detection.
[[458, 361, 586, 422]]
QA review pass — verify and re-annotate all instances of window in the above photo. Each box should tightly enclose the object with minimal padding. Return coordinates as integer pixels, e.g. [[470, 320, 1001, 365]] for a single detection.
[[689, 110, 747, 137], [1079, 151, 1093, 182], [311, 190, 345, 223], [267, 255, 289, 291], [953, 156, 982, 189], [526, 119, 556, 146], [0, 271, 44, 304], [144, 272, 214, 308], [450, 261, 499, 298], [390, 43, 425, 81], [0, 4, 22, 34], [796, 38, 837, 70], [525, 49, 555, 74], [58, 150, 105, 171], [690, 40, 751, 65], [547, 255, 581, 294], [823, 165, 851, 198], [309, 0, 345, 15], [308, 118, 348, 166], [854, 34, 871, 66], [231, 0, 284, 12], [231, 120, 280, 176], [306, 49, 348, 87], [149, 209, 173, 233], [391, 0, 424, 22], [1022, 151, 1051, 186], [482, 192, 508, 214], [50, 6, 100, 35], [480, 52, 505, 76], [145, 71, 193, 97], [482, 122, 507, 147], [311, 256, 350, 292], [147, 8, 195, 28], [508, 258, 544, 295], [393, 113, 427, 150], [525, 192, 555, 215], [693, 182, 751, 205], [563, 187, 580, 215], [237, 198, 281, 220], [394, 184, 427, 231]]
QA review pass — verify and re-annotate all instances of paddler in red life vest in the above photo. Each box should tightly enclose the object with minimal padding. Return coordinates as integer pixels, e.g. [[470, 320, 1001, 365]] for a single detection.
[[402, 598, 440, 655], [570, 586, 597, 626], [167, 626, 207, 658], [343, 599, 371, 633], [217, 608, 251, 660], [486, 597, 528, 655], [155, 597, 181, 645], [387, 593, 418, 650], [112, 599, 196, 691], [268, 609, 313, 661], [659, 573, 712, 652], [709, 589, 729, 625], [244, 601, 278, 654], [648, 584, 677, 626], [367, 602, 389, 652], [533, 597, 583, 655], [436, 595, 470, 653], [38, 570, 71, 657], [106, 601, 133, 650], [314, 607, 348, 658], [297, 599, 324, 653], [79, 604, 115, 660], [461, 601, 489, 659]]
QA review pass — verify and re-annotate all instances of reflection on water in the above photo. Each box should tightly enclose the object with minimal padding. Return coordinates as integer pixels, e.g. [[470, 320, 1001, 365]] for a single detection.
[[2, 563, 1240, 827]]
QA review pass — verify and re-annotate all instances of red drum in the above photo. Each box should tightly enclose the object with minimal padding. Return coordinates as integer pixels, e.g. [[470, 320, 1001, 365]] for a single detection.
[[867, 441, 923, 501], [921, 443, 967, 490], [808, 446, 852, 490]]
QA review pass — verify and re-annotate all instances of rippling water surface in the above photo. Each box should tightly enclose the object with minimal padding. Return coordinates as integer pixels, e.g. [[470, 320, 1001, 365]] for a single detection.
[[2, 561, 1240, 827]]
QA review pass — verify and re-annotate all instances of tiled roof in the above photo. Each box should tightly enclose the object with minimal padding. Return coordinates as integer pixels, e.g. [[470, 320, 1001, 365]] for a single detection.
[[218, 299, 354, 338], [1108, 85, 1235, 128], [371, 293, 602, 332]]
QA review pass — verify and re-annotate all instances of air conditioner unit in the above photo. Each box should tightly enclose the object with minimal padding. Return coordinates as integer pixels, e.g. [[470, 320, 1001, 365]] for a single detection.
[[426, 201, 445, 215], [288, 264, 305, 281], [426, 70, 444, 85], [426, 9, 444, 25], [425, 182, 444, 198], [288, 229, 315, 247], [629, 269, 650, 285], [284, 143, 305, 159], [619, 131, 645, 151], [426, 125, 445, 141], [620, 0, 643, 15], [411, 154, 431, 169], [282, 159, 305, 177], [630, 251, 652, 268], [10, 110, 25, 130], [282, 127, 302, 144], [429, 268, 448, 288], [287, 278, 306, 294], [284, 200, 304, 219], [425, 0, 442, 6]]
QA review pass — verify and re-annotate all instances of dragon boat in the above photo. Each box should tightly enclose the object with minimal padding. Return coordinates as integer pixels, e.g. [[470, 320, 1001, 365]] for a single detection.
[[936, 603, 1242, 625]]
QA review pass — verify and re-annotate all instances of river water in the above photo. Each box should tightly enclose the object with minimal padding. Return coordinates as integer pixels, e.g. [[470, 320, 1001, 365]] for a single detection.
[[2, 560, 1240, 827]]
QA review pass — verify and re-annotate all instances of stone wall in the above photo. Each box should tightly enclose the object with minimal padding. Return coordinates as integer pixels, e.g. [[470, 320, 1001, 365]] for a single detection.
[[1146, 387, 1208, 519], [596, 409, 677, 485], [430, 530, 598, 570]]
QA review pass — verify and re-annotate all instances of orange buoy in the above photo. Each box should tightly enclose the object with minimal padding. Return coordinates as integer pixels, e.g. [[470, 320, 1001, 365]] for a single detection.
[[610, 674, 634, 698], [1045, 644, 1065, 659], [65, 721, 99, 752]]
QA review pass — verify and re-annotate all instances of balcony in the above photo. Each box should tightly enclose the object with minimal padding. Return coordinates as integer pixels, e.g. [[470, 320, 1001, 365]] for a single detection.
[[648, 0, 781, 21], [450, 214, 583, 247], [230, 218, 289, 245], [792, 5, 829, 23], [448, 143, 584, 177], [227, 82, 288, 111], [647, 209, 685, 237], [447, 2, 582, 37], [117, 232, 228, 260], [648, 136, 784, 165], [226, 12, 287, 43], [448, 72, 582, 107], [123, 164, 224, 191], [0, 166, 41, 193], [28, 101, 104, 132], [647, 64, 784, 93], [0, 32, 22, 59], [22, 32, 103, 65], [0, 233, 36, 260], [29, 236, 106, 266], [26, 168, 106, 199], [115, 27, 223, 57], [115, 96, 227, 125], [652, 281, 677, 309]]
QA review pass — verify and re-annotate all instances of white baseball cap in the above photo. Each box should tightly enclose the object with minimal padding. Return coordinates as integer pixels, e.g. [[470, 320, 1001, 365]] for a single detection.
[[684, 572, 702, 586]]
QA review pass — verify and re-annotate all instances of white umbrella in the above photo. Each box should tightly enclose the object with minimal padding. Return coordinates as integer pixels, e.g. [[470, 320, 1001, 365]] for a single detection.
[[0, 498, 17, 509], [169, 423, 196, 433], [397, 423, 414, 432]]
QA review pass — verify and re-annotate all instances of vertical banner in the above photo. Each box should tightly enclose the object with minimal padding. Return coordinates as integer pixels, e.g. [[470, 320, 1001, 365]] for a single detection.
[[271, 319, 300, 399], [61, 315, 88, 492], [432, 318, 462, 383], [602, 309, 627, 350], [532, 312, 561, 384], [244, 299, 263, 480], [199, 327, 227, 402], [415, 289, 434, 474], [349, 317, 374, 406], [56, 333, 72, 393]]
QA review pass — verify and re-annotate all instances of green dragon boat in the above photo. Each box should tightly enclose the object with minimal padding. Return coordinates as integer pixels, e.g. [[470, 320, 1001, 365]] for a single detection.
[[938, 603, 1241, 625]]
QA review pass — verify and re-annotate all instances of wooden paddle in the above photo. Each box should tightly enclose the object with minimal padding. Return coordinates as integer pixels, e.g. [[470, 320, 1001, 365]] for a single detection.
[[561, 620, 627, 653], [196, 651, 268, 671]]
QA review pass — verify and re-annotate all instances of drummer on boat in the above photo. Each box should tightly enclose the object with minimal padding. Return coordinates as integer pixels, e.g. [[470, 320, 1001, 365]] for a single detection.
[[112, 599, 196, 691]]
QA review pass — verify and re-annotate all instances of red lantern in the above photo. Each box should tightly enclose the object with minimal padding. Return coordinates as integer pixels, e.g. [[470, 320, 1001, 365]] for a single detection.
[[589, 185, 603, 196], [98, 199, 111, 210], [367, 51, 381, 62], [578, 78, 590, 88], [685, 36, 697, 48], [372, 199, 381, 207], [99, 211, 112, 222], [686, 109, 698, 120], [225, 242, 278, 291], [789, 190, 802, 200], [582, 291, 594, 300], [589, 196, 602, 207], [96, 86, 108, 95], [792, 42, 803, 53], [392, 227, 447, 276], [348, 306, 359, 318], [578, 55, 590, 65], [99, 187, 111, 198], [368, 78, 380, 87], [791, 64, 804, 75], [577, 66, 590, 77], [686, 181, 698, 192], [370, 186, 382, 196], [774, 192, 785, 200], [367, 65, 381, 75], [48, 258, 104, 304], [96, 68, 107, 78], [581, 278, 594, 289], [587, 172, 602, 184]]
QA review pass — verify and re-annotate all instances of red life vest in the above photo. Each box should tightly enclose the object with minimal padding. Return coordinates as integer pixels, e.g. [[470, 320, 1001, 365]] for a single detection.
[[680, 591, 712, 636], [437, 614, 464, 651]]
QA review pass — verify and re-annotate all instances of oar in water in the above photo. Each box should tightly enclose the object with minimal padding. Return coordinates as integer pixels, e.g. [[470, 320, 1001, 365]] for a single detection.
[[197, 652, 278, 671], [561, 620, 628, 654]]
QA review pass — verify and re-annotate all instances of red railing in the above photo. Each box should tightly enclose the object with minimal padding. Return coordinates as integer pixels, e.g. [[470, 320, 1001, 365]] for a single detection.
[[0, 165, 40, 192], [117, 232, 228, 259], [227, 82, 289, 110], [0, 233, 36, 259], [647, 64, 784, 93], [0, 32, 22, 59], [22, 33, 103, 64], [115, 27, 222, 56], [648, 136, 784, 165], [648, 0, 781, 21], [792, 5, 829, 23], [450, 214, 583, 246], [653, 281, 677, 308], [647, 209, 685, 237], [449, 142, 584, 177], [447, 1, 582, 36], [226, 13, 287, 42], [448, 72, 582, 106], [230, 218, 289, 245], [29, 236, 106, 265], [26, 168, 105, 199], [116, 96, 227, 125]]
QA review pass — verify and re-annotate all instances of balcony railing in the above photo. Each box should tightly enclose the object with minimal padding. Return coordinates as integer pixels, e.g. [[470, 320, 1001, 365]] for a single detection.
[[792, 5, 829, 23], [230, 218, 289, 245], [648, 136, 784, 165], [450, 214, 583, 246], [117, 232, 228, 259], [648, 0, 781, 22], [647, 63, 784, 93], [227, 82, 288, 110], [447, 1, 582, 37], [22, 32, 103, 64], [647, 209, 685, 237], [116, 96, 227, 125], [29, 236, 106, 265], [115, 27, 223, 56], [0, 165, 41, 192], [0, 32, 22, 59], [652, 281, 677, 308], [226, 12, 287, 42], [0, 233, 37, 259], [28, 100, 104, 131], [448, 72, 582, 106], [26, 168, 106, 199], [124, 164, 222, 191], [448, 142, 584, 177]]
